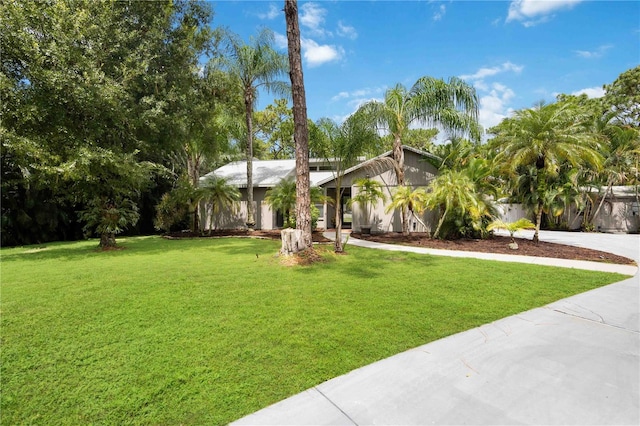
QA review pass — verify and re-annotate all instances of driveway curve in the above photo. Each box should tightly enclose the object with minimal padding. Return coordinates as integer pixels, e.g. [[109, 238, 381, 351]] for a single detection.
[[233, 231, 639, 425]]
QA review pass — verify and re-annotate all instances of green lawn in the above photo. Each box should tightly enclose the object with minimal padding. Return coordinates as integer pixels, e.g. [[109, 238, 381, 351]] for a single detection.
[[1, 236, 628, 424]]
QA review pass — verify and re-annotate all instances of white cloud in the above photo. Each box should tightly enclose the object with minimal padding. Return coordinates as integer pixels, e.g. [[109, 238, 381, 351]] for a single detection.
[[331, 91, 350, 101], [257, 4, 280, 20], [459, 63, 522, 130], [337, 21, 358, 40], [273, 32, 288, 50], [574, 44, 613, 59], [300, 2, 328, 37], [507, 0, 583, 26], [330, 87, 386, 102], [460, 62, 524, 81], [433, 4, 446, 21], [301, 38, 344, 67], [479, 84, 516, 129], [571, 86, 605, 98]]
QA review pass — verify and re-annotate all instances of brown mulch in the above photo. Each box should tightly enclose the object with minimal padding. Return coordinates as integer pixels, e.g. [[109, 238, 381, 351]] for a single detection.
[[162, 229, 635, 266], [351, 232, 636, 266]]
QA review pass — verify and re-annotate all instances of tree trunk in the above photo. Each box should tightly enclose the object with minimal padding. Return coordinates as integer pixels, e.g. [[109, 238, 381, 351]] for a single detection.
[[589, 179, 614, 227], [281, 228, 304, 255], [392, 134, 409, 236], [334, 189, 343, 252], [533, 206, 543, 243], [244, 93, 256, 230], [285, 0, 312, 251], [433, 206, 448, 239], [99, 232, 116, 248]]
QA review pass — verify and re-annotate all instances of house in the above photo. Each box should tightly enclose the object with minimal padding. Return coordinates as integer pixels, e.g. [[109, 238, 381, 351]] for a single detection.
[[199, 146, 440, 233]]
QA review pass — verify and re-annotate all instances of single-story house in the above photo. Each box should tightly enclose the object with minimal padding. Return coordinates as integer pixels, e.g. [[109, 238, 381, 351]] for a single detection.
[[199, 146, 440, 233]]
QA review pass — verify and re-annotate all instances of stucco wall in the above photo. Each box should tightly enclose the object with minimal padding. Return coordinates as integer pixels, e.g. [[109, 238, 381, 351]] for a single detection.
[[593, 199, 639, 233]]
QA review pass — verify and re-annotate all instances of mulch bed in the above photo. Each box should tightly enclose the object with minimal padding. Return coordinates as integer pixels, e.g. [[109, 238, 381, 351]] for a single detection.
[[351, 232, 636, 266], [162, 229, 634, 266]]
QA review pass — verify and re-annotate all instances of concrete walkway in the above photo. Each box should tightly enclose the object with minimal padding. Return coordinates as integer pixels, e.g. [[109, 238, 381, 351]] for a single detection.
[[233, 231, 640, 425]]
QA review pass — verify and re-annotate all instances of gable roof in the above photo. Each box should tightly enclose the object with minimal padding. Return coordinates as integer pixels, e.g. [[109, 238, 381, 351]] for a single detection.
[[201, 146, 440, 189], [201, 159, 336, 188], [316, 145, 439, 186]]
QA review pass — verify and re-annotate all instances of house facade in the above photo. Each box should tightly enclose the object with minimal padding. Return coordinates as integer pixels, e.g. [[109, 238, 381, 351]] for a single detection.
[[199, 146, 439, 233]]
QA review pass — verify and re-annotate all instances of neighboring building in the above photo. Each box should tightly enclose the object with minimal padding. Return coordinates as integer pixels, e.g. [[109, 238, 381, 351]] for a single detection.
[[199, 146, 439, 233], [495, 186, 640, 234], [589, 186, 639, 233]]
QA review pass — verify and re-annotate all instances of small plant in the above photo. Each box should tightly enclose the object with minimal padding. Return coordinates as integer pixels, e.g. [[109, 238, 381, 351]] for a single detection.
[[487, 218, 535, 249], [349, 177, 386, 232]]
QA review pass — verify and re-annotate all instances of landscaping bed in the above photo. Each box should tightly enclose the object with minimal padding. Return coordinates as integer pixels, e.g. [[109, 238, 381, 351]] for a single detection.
[[351, 232, 635, 265]]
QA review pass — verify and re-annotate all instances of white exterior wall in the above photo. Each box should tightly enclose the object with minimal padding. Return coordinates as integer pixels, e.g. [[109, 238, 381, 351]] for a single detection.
[[593, 199, 640, 233], [495, 203, 529, 223], [348, 151, 438, 233]]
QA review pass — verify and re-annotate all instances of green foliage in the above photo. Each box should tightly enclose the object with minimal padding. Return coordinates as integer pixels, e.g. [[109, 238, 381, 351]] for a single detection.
[[154, 192, 189, 233], [1, 236, 625, 424], [79, 197, 140, 247], [385, 186, 429, 222], [487, 218, 536, 243], [489, 100, 603, 241], [214, 28, 290, 228], [425, 170, 497, 239], [254, 99, 295, 159], [350, 177, 387, 227], [312, 114, 379, 251], [357, 76, 480, 235], [1, 0, 215, 245], [201, 176, 241, 230], [603, 65, 640, 128], [265, 178, 326, 229]]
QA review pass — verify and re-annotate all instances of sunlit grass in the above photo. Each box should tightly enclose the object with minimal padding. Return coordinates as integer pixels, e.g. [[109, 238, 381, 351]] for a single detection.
[[1, 236, 627, 424]]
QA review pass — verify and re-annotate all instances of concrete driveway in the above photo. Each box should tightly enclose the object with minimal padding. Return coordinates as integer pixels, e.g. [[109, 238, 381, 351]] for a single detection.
[[233, 231, 639, 425]]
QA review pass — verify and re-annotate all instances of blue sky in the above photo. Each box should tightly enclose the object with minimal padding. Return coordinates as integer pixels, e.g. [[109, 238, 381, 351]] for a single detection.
[[211, 0, 639, 134]]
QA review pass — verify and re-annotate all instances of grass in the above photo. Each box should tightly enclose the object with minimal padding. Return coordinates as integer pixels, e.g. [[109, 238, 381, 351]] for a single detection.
[[1, 236, 628, 424]]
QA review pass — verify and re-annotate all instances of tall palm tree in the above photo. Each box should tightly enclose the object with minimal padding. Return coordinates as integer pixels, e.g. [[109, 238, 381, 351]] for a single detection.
[[217, 29, 289, 230], [490, 101, 602, 242], [313, 114, 379, 252], [358, 76, 479, 235]]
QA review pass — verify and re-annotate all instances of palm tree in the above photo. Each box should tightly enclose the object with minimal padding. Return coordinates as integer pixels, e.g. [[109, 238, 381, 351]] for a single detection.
[[385, 186, 429, 234], [358, 76, 479, 235], [349, 177, 386, 231], [425, 170, 495, 239], [265, 178, 328, 228], [487, 218, 536, 247], [490, 101, 602, 242], [201, 176, 241, 232], [587, 120, 640, 225], [265, 178, 297, 228], [217, 28, 289, 230], [312, 114, 379, 252]]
